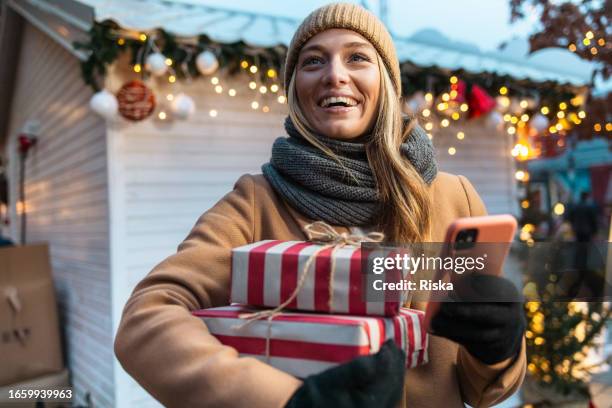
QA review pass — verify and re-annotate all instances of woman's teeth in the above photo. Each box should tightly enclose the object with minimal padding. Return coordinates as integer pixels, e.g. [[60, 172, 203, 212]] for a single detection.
[[320, 96, 358, 108]]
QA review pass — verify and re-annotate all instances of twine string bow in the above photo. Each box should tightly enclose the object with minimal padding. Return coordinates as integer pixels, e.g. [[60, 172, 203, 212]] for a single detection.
[[236, 221, 385, 362]]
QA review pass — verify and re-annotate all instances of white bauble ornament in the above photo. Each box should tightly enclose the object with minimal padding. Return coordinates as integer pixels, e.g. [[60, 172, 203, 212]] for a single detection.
[[89, 89, 118, 120], [530, 113, 549, 133], [145, 52, 168, 76], [171, 93, 195, 120], [486, 111, 504, 129], [196, 51, 219, 75]]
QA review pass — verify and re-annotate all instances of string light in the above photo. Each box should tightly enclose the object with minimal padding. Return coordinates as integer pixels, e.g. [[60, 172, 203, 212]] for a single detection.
[[259, 86, 267, 94], [449, 76, 458, 84], [442, 93, 450, 102], [590, 47, 598, 55], [555, 123, 563, 131], [424, 93, 433, 102], [139, 33, 147, 42], [215, 85, 223, 94], [594, 123, 602, 131], [606, 123, 612, 131], [520, 100, 528, 109], [515, 170, 529, 181], [240, 60, 249, 69], [585, 31, 594, 39], [503, 114, 512, 122], [499, 86, 508, 95], [541, 106, 549, 115], [448, 147, 456, 155], [267, 69, 277, 78], [578, 111, 586, 119], [251, 101, 259, 109], [521, 114, 529, 122], [568, 43, 576, 52], [422, 109, 431, 117], [249, 65, 258, 74], [168, 75, 176, 83], [582, 38, 591, 46], [557, 111, 565, 119], [597, 38, 605, 46], [553, 203, 565, 215], [440, 119, 450, 127], [460, 103, 468, 112], [117, 38, 125, 45], [166, 94, 174, 101], [549, 126, 557, 134], [521, 200, 530, 209], [559, 102, 567, 110], [133, 64, 142, 73], [209, 109, 218, 117], [507, 126, 516, 135], [262, 106, 270, 113], [425, 122, 434, 131], [456, 131, 465, 140], [211, 77, 219, 85], [277, 95, 286, 104], [449, 90, 458, 99], [270, 84, 279, 93], [437, 102, 448, 111], [158, 111, 167, 120], [228, 89, 236, 97], [165, 58, 172, 66], [451, 112, 460, 120], [249, 81, 257, 90], [510, 116, 518, 124]]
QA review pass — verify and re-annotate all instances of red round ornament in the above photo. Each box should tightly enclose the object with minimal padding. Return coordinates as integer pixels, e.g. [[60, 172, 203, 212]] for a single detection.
[[116, 80, 156, 121]]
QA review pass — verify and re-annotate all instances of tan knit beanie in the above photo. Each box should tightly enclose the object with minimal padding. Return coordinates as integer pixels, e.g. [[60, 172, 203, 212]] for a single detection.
[[284, 2, 401, 96]]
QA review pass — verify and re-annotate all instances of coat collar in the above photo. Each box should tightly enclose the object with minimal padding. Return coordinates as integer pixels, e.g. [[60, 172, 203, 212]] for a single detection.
[[283, 201, 352, 239]]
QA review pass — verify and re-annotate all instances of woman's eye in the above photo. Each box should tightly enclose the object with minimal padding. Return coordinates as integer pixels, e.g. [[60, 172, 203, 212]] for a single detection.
[[302, 56, 324, 66], [349, 53, 369, 62]]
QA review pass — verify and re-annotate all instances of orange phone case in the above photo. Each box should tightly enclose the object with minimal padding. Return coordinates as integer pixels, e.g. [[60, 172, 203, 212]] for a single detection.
[[423, 215, 517, 332]]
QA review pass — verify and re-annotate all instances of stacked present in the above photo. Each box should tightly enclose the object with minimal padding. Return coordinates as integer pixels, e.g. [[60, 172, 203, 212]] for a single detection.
[[192, 223, 428, 378]]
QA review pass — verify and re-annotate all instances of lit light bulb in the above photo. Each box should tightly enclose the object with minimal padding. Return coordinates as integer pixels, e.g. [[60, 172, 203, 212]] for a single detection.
[[251, 101, 259, 110], [166, 94, 174, 101], [448, 147, 456, 155], [158, 111, 167, 120], [499, 86, 508, 95], [441, 119, 450, 127], [215, 85, 223, 94], [262, 106, 270, 113], [249, 81, 257, 90], [259, 86, 267, 94], [541, 106, 549, 115], [133, 64, 142, 73], [422, 109, 430, 117], [209, 109, 218, 117], [165, 58, 172, 66], [456, 132, 464, 140], [211, 77, 219, 85], [270, 84, 279, 93], [249, 65, 258, 74], [168, 75, 176, 83], [277, 95, 286, 104], [228, 89, 236, 97], [267, 69, 276, 78]]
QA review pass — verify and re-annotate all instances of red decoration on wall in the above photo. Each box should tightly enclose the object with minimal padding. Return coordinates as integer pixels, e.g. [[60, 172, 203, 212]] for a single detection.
[[18, 134, 37, 154], [116, 80, 156, 121], [467, 84, 496, 119]]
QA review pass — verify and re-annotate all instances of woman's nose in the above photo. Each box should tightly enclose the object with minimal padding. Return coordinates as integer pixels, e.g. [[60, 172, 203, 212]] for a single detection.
[[322, 57, 350, 86]]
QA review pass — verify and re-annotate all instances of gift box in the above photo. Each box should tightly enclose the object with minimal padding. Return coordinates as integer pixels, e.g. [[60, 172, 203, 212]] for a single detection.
[[193, 305, 428, 378], [230, 240, 407, 316]]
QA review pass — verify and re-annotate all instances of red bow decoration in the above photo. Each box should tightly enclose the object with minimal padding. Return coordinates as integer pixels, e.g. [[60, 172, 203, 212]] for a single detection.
[[452, 80, 496, 119], [18, 134, 37, 155]]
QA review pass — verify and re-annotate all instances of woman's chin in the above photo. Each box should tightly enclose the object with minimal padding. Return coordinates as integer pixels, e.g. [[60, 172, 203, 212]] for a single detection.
[[314, 121, 366, 141]]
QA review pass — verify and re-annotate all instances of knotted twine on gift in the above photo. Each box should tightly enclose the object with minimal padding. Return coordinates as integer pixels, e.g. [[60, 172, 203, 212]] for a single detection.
[[235, 221, 385, 363]]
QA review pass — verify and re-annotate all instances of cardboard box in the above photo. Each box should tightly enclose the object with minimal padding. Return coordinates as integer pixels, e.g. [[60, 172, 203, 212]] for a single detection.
[[0, 244, 63, 386]]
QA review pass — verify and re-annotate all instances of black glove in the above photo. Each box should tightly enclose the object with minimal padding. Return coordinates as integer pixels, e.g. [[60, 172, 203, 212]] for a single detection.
[[285, 339, 405, 408], [430, 273, 526, 365]]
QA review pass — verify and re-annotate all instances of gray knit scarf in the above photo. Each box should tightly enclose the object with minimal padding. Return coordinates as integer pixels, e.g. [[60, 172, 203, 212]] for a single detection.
[[261, 116, 438, 227]]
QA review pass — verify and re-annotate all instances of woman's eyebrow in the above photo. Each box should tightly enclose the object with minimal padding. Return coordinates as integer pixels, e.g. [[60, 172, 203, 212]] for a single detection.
[[300, 41, 374, 55]]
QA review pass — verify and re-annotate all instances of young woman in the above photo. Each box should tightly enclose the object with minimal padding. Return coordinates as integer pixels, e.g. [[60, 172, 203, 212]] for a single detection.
[[115, 3, 526, 407]]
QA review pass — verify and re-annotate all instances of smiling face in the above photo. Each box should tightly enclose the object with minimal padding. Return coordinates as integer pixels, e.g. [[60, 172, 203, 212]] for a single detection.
[[294, 29, 381, 140]]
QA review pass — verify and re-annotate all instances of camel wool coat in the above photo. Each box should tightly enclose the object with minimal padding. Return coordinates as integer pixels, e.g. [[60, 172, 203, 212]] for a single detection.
[[114, 171, 526, 408]]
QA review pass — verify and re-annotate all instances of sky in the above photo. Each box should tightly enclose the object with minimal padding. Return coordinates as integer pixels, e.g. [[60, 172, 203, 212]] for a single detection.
[[178, 0, 540, 52]]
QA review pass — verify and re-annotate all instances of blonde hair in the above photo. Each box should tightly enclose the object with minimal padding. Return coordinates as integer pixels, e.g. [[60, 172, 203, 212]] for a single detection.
[[287, 53, 432, 243]]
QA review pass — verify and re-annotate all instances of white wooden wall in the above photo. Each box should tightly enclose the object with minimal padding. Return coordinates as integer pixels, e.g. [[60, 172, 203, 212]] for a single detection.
[[434, 120, 518, 215], [5, 23, 114, 407]]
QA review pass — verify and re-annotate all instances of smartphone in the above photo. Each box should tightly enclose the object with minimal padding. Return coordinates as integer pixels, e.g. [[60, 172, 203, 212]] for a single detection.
[[423, 214, 518, 332]]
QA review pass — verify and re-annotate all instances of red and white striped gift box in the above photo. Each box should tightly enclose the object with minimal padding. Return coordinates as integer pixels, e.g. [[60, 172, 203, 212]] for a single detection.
[[193, 305, 428, 378], [230, 240, 408, 316]]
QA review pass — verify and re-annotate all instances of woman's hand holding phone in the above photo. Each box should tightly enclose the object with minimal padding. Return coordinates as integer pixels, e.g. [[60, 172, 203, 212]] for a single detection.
[[430, 273, 526, 365]]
